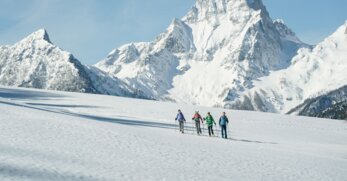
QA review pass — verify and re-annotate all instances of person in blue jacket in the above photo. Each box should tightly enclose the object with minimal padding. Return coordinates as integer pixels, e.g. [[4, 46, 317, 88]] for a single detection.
[[219, 112, 229, 139], [175, 109, 186, 133]]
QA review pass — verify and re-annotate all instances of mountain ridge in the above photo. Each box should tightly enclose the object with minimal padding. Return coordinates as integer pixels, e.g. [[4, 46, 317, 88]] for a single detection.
[[0, 0, 346, 120], [229, 23, 347, 114], [95, 0, 308, 107]]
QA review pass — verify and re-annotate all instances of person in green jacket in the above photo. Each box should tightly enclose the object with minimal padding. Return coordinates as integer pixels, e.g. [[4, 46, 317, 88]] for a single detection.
[[204, 112, 216, 136]]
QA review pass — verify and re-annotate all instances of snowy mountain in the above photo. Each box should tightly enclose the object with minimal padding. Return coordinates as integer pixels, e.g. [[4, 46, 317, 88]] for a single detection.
[[229, 23, 347, 114], [95, 0, 307, 106], [0, 0, 346, 120], [0, 29, 97, 93], [0, 29, 145, 98]]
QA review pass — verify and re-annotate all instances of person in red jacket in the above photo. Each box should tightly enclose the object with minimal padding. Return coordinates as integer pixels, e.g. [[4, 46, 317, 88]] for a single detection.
[[192, 111, 203, 135]]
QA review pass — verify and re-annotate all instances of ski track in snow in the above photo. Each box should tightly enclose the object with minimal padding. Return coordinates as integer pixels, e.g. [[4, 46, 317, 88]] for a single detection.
[[0, 86, 346, 181]]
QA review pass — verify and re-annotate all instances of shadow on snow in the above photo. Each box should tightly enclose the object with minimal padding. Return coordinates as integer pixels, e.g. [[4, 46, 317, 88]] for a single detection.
[[0, 87, 64, 100], [0, 87, 277, 145], [0, 162, 102, 181]]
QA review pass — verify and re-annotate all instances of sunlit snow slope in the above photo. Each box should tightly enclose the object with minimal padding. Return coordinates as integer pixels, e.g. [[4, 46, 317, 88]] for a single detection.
[[0, 86, 346, 181], [231, 23, 347, 113]]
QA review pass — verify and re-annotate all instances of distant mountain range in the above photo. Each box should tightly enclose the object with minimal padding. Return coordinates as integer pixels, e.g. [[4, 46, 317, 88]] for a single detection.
[[1, 0, 346, 120]]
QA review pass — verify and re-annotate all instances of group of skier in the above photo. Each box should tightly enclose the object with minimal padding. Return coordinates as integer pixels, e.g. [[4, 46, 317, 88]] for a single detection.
[[175, 109, 229, 139]]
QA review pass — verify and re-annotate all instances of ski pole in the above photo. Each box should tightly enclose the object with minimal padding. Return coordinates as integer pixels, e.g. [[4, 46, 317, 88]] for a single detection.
[[195, 122, 197, 135], [227, 124, 231, 138], [175, 120, 178, 132], [220, 125, 222, 138], [228, 123, 231, 139], [214, 123, 218, 137], [225, 124, 229, 139], [218, 125, 221, 138]]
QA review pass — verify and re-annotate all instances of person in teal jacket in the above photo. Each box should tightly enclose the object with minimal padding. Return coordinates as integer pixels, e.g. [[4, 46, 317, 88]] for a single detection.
[[204, 112, 216, 136], [219, 112, 229, 139]]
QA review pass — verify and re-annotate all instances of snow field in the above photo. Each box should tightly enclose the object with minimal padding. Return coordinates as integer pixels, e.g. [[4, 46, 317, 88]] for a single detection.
[[0, 86, 346, 180]]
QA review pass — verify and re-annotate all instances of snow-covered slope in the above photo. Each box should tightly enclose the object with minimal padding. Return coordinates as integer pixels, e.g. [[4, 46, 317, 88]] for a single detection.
[[0, 29, 97, 93], [96, 0, 307, 105], [230, 22, 347, 113], [0, 86, 346, 181]]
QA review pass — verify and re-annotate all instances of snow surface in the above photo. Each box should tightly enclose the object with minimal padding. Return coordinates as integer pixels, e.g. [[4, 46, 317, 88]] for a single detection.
[[0, 86, 346, 181]]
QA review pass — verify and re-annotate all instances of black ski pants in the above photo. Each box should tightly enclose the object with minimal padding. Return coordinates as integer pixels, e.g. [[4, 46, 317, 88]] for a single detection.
[[208, 126, 214, 136], [195, 121, 202, 134], [221, 125, 227, 139]]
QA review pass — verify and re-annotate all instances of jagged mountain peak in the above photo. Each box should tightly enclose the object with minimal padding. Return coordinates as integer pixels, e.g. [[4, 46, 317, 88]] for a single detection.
[[0, 28, 98, 93], [184, 0, 268, 24], [19, 29, 52, 44], [194, 0, 264, 10]]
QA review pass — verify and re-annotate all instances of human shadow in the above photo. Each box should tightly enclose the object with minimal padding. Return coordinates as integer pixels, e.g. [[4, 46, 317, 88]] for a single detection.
[[74, 113, 178, 130], [228, 138, 278, 145], [1, 99, 277, 145], [0, 100, 178, 131], [183, 124, 278, 144]]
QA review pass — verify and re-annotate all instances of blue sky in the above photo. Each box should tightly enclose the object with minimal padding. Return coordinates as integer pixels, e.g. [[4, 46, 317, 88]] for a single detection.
[[0, 0, 346, 64]]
